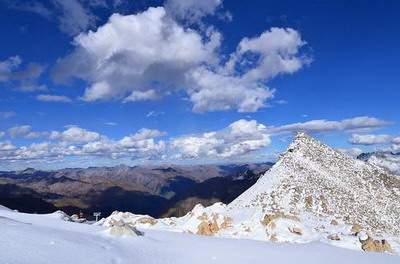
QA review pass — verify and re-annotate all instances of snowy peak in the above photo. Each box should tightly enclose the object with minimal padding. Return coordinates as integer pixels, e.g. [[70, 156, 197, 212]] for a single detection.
[[230, 133, 400, 237]]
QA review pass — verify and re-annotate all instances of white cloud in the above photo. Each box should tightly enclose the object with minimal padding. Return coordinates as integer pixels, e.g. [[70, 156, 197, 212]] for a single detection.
[[36, 94, 72, 103], [171, 119, 271, 159], [164, 0, 223, 22], [348, 134, 392, 145], [268, 116, 389, 134], [9, 0, 101, 36], [104, 122, 117, 126], [123, 90, 159, 102], [53, 7, 308, 113], [0, 141, 16, 151], [392, 137, 400, 145], [187, 66, 275, 112], [0, 132, 4, 138], [146, 111, 165, 118], [348, 134, 400, 152], [53, 0, 98, 36], [49, 126, 101, 143], [8, 125, 47, 139], [0, 55, 46, 92], [0, 127, 166, 163], [8, 125, 32, 138], [0, 116, 392, 166]]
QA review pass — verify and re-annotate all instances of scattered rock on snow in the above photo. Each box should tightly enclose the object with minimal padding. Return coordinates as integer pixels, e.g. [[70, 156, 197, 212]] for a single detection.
[[330, 219, 339, 226], [361, 238, 393, 253], [106, 220, 144, 237], [289, 227, 303, 236], [351, 224, 363, 235], [327, 234, 341, 241]]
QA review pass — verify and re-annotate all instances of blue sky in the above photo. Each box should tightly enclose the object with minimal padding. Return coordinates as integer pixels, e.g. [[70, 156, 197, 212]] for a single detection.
[[0, 0, 399, 170]]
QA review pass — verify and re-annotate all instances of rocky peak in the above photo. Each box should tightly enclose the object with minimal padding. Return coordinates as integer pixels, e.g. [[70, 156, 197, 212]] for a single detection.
[[229, 133, 400, 237]]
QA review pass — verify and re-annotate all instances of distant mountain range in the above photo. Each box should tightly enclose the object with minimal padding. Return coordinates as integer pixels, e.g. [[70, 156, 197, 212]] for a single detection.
[[357, 151, 400, 175], [0, 163, 272, 218]]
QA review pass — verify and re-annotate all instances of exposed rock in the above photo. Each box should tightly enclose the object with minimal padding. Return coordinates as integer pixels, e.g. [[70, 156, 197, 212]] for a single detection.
[[135, 216, 157, 225], [106, 220, 143, 237], [305, 196, 313, 208], [289, 227, 303, 236], [327, 234, 341, 241], [197, 219, 219, 236], [330, 219, 338, 226], [361, 238, 393, 253], [351, 224, 363, 235], [261, 212, 299, 227], [220, 216, 233, 229]]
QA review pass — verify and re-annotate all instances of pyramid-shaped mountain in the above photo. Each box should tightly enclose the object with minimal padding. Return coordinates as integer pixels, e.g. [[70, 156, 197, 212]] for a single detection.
[[229, 132, 400, 236]]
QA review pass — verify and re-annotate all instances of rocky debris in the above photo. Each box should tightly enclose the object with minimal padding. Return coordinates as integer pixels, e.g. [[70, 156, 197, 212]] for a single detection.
[[269, 234, 278, 242], [361, 238, 393, 253], [196, 213, 232, 236], [351, 224, 363, 235], [330, 219, 339, 226], [197, 219, 219, 236], [327, 234, 341, 241], [357, 231, 393, 253], [289, 227, 303, 236], [106, 220, 143, 237], [135, 216, 158, 225], [261, 212, 300, 228], [70, 214, 86, 223], [103, 211, 157, 228]]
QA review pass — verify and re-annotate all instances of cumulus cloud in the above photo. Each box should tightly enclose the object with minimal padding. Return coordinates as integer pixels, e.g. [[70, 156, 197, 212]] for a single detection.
[[53, 7, 307, 112], [49, 126, 101, 143], [0, 126, 166, 163], [7, 125, 47, 139], [0, 116, 392, 166], [171, 119, 270, 159], [36, 94, 72, 103], [164, 0, 223, 22], [348, 133, 400, 152], [8, 125, 33, 138], [0, 141, 16, 151]]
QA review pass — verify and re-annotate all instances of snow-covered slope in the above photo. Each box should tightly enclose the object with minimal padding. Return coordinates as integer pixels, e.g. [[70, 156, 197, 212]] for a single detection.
[[3, 133, 400, 262], [230, 133, 400, 236], [99, 133, 400, 255], [0, 206, 399, 264]]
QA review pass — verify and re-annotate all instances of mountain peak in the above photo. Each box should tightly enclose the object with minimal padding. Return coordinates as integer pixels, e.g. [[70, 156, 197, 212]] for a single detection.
[[230, 133, 400, 237]]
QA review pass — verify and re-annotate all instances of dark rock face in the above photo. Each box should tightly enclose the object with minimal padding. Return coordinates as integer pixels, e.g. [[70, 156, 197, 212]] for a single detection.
[[0, 163, 271, 218]]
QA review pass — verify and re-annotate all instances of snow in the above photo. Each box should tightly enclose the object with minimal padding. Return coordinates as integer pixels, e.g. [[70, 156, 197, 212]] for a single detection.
[[1, 207, 399, 264], [2, 133, 400, 263]]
